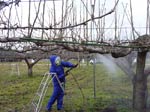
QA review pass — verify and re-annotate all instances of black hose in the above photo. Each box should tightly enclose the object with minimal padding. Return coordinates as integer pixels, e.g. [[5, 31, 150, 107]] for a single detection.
[[69, 72, 85, 100]]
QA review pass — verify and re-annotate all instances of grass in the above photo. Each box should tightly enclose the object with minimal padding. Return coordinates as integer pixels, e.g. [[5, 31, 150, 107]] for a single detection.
[[0, 61, 133, 112]]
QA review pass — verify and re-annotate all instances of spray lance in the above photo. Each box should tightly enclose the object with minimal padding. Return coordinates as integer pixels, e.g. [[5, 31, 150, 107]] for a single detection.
[[65, 63, 78, 77], [64, 63, 85, 102]]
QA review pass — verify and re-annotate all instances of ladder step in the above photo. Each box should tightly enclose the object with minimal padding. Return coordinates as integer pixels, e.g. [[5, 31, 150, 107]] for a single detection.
[[32, 102, 37, 108], [36, 92, 41, 96], [41, 82, 46, 85]]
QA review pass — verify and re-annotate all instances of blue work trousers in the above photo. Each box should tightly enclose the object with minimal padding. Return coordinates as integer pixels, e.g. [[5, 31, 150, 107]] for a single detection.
[[46, 83, 64, 110]]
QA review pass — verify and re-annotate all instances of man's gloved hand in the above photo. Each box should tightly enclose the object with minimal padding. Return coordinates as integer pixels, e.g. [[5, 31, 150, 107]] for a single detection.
[[65, 72, 69, 76], [73, 64, 78, 68]]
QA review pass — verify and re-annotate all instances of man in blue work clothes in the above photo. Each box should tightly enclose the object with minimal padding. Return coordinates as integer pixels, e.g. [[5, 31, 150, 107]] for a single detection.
[[46, 55, 78, 112]]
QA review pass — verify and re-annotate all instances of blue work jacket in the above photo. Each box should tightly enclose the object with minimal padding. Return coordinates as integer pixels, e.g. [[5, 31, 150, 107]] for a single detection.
[[49, 55, 74, 86]]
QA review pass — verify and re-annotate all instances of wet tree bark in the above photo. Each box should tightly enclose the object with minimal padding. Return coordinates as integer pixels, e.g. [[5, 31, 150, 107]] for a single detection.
[[133, 51, 147, 112]]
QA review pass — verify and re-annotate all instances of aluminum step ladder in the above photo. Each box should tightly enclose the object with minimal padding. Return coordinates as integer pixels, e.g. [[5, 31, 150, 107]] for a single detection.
[[31, 72, 56, 112]]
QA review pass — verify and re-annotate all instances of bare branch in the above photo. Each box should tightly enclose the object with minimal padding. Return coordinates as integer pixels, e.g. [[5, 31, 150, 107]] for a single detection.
[[0, 0, 119, 31]]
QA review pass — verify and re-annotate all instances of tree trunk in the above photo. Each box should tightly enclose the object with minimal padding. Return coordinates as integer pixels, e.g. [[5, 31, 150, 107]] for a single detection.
[[28, 65, 33, 77], [133, 51, 147, 112], [24, 58, 42, 77]]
